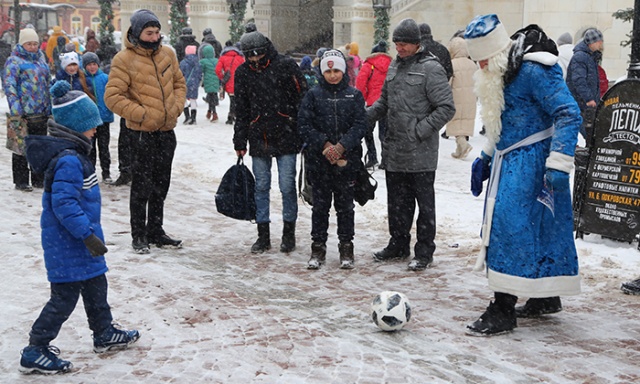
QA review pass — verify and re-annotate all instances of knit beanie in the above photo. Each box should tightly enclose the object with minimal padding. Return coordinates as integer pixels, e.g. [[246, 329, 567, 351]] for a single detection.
[[81, 52, 100, 68], [392, 18, 421, 44], [371, 40, 388, 53], [583, 28, 603, 45], [60, 52, 79, 69], [464, 14, 511, 61], [419, 23, 432, 38], [130, 9, 161, 41], [185, 45, 197, 55], [320, 50, 346, 74], [240, 31, 269, 57], [50, 81, 103, 133], [316, 47, 329, 59], [300, 55, 312, 71], [19, 28, 39, 45], [557, 32, 572, 46]]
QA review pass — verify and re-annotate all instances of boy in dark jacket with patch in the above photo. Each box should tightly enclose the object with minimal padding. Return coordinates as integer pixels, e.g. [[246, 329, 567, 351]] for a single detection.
[[20, 81, 139, 374], [298, 50, 367, 269]]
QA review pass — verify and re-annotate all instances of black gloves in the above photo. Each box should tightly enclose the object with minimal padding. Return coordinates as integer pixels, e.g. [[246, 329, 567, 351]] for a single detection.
[[83, 234, 108, 257]]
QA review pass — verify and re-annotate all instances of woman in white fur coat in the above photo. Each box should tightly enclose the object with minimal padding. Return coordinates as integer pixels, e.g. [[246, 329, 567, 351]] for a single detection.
[[446, 36, 477, 159]]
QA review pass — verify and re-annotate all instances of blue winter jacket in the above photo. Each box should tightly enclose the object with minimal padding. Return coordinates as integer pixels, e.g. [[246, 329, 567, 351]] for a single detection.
[[53, 68, 85, 92], [298, 75, 366, 173], [84, 68, 115, 123], [180, 53, 202, 99], [25, 120, 108, 283], [3, 44, 51, 116], [566, 40, 600, 111]]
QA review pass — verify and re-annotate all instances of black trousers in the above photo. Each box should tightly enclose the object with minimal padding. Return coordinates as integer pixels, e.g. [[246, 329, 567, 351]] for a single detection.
[[308, 165, 356, 243], [29, 274, 113, 346], [385, 170, 436, 260], [364, 117, 387, 164], [13, 115, 48, 186], [89, 122, 111, 179], [117, 117, 134, 175], [129, 130, 176, 239]]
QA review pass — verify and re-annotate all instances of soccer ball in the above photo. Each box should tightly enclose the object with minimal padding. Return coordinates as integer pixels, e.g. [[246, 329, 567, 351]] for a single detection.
[[371, 291, 411, 331]]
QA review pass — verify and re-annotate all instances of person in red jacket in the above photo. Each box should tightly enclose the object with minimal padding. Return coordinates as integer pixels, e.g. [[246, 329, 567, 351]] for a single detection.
[[216, 41, 245, 125], [355, 40, 392, 169]]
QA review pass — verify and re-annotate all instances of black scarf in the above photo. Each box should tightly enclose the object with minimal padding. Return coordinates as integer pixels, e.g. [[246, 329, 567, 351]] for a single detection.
[[504, 24, 558, 85]]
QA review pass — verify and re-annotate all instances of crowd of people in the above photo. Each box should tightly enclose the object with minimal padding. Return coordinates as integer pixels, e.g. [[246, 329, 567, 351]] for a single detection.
[[2, 7, 636, 375]]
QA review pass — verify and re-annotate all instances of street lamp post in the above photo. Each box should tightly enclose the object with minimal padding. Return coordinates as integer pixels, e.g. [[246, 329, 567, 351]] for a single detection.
[[372, 0, 391, 44], [628, 0, 640, 79]]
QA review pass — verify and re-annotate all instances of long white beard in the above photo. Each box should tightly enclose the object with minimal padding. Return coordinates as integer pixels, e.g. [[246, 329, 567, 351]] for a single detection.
[[473, 48, 510, 154]]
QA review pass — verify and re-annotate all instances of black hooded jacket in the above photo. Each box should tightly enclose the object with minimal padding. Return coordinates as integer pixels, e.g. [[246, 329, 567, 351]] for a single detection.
[[233, 41, 308, 157]]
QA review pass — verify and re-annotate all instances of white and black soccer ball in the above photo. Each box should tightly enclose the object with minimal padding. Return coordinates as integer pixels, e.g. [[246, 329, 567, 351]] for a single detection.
[[371, 291, 411, 331]]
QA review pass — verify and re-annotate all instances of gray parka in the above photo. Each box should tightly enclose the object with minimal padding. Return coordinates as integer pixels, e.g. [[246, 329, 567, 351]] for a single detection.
[[367, 50, 455, 172]]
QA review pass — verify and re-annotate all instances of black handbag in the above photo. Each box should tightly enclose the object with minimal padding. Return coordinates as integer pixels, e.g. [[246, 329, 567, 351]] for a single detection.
[[354, 160, 377, 206], [215, 156, 256, 221], [298, 155, 313, 206]]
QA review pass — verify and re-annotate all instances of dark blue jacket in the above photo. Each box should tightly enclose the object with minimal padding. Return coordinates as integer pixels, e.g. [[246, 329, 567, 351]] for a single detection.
[[25, 121, 107, 283], [298, 76, 366, 172], [180, 53, 202, 100], [566, 40, 600, 110]]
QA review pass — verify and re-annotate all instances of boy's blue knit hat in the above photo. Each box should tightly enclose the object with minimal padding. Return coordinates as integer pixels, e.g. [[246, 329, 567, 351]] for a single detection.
[[50, 81, 102, 133]]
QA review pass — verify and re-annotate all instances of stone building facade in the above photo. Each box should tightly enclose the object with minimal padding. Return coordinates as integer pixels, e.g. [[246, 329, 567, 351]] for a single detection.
[[42, 0, 634, 79]]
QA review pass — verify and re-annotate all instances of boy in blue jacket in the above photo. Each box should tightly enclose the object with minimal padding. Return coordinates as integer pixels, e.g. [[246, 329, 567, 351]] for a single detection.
[[82, 52, 114, 182], [21, 81, 139, 374]]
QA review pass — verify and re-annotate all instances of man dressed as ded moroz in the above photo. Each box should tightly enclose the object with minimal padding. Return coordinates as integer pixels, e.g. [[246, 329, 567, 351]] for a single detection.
[[464, 14, 582, 336], [105, 9, 187, 254]]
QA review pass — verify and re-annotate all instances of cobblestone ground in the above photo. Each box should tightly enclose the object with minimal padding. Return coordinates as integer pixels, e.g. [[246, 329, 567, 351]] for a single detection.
[[1, 113, 639, 383], [1, 167, 638, 384]]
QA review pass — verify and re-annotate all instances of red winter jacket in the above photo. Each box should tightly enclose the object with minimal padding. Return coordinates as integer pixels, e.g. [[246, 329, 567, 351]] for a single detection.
[[598, 65, 608, 98], [215, 48, 245, 95], [355, 53, 392, 106]]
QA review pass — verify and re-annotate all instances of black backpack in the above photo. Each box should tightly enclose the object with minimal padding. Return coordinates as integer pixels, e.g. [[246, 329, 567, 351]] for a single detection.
[[215, 157, 256, 221]]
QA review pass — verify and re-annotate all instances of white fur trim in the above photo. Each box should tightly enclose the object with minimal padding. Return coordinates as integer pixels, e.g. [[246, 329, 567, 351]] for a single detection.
[[546, 151, 574, 173], [523, 51, 558, 66], [487, 268, 581, 297], [466, 22, 511, 61]]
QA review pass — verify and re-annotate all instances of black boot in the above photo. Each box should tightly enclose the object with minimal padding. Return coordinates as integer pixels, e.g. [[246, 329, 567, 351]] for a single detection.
[[515, 297, 562, 318], [621, 278, 640, 295], [251, 223, 271, 253], [187, 109, 197, 125], [339, 241, 354, 269], [183, 107, 190, 124], [280, 221, 296, 253], [372, 240, 410, 262], [113, 172, 131, 186], [307, 242, 326, 269], [466, 292, 517, 336]]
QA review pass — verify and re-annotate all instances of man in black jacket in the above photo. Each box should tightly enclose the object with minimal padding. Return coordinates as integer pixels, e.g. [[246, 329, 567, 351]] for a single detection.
[[174, 27, 199, 62], [233, 31, 307, 254]]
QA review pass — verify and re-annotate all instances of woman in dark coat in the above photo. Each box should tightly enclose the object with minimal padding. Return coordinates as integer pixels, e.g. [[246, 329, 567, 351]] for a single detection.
[[298, 50, 367, 270]]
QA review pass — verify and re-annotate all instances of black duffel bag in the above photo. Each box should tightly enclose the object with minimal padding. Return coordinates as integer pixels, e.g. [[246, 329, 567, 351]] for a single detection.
[[215, 156, 256, 221], [354, 160, 377, 206]]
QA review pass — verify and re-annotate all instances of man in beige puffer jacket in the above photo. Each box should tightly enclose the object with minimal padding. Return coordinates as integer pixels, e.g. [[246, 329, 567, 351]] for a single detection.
[[105, 9, 186, 254]]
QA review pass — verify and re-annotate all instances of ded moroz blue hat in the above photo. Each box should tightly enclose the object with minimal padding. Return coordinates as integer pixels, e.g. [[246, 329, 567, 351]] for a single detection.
[[464, 14, 511, 61]]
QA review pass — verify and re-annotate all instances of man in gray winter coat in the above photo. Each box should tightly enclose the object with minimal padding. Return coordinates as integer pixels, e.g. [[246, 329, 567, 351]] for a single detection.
[[367, 18, 455, 271]]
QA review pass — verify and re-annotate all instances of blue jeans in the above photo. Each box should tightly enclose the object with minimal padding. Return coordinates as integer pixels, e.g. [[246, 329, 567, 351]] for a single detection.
[[252, 154, 298, 224]]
